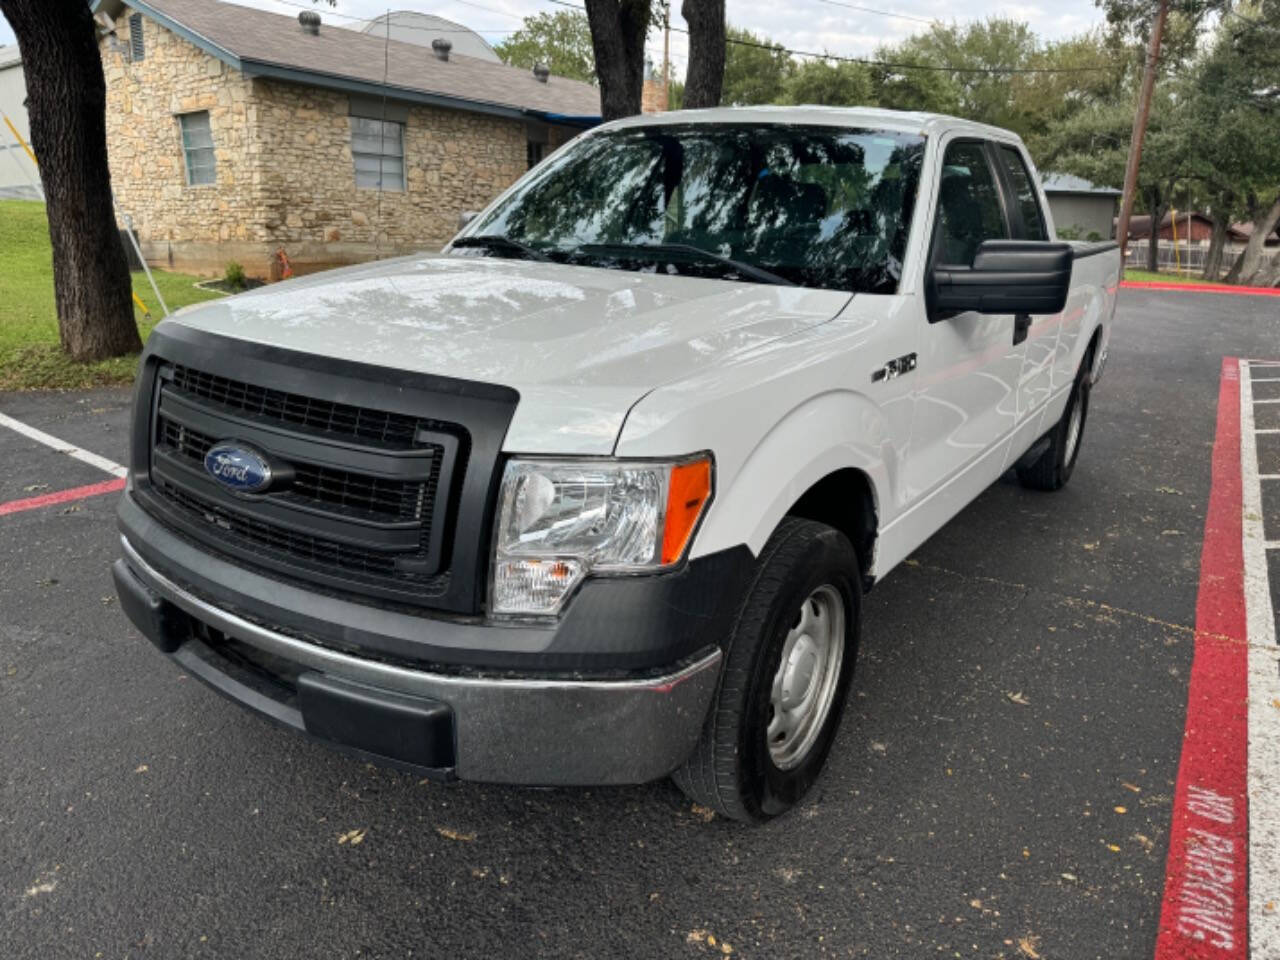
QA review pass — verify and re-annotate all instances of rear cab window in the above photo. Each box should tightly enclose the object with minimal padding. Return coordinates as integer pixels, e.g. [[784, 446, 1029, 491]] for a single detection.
[[996, 145, 1049, 241]]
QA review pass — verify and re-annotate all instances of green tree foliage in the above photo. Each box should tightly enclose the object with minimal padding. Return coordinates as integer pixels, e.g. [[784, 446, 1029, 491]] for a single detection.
[[1182, 0, 1280, 282], [720, 27, 794, 104], [494, 11, 597, 84], [782, 59, 872, 105], [868, 19, 1122, 144], [874, 19, 1040, 129]]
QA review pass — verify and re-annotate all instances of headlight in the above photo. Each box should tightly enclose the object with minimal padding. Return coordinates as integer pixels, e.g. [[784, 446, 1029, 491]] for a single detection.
[[490, 455, 713, 616]]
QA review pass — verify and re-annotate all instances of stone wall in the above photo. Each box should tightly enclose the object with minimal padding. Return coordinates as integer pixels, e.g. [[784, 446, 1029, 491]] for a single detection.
[[104, 10, 264, 276], [250, 80, 529, 272], [102, 10, 578, 278]]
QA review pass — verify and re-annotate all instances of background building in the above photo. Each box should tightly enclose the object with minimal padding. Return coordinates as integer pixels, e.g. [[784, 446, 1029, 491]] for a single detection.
[[0, 44, 41, 200], [357, 12, 501, 62], [92, 0, 600, 277], [1040, 173, 1120, 241]]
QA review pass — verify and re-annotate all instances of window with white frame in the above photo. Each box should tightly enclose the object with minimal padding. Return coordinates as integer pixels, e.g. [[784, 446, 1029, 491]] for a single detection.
[[351, 117, 405, 191], [179, 111, 216, 186]]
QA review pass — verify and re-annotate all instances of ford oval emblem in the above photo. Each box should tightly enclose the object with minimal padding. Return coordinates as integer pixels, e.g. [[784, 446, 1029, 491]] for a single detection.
[[204, 443, 273, 494]]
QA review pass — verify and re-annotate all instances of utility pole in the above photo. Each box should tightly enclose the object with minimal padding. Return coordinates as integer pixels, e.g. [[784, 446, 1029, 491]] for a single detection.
[[1116, 0, 1170, 273], [663, 6, 671, 106]]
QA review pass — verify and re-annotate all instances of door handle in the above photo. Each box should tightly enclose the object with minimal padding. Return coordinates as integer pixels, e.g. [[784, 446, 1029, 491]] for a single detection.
[[1013, 313, 1031, 346]]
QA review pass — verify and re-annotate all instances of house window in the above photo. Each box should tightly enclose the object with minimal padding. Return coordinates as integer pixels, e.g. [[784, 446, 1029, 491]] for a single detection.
[[179, 111, 216, 186], [527, 141, 545, 169], [128, 13, 144, 61], [351, 117, 405, 191]]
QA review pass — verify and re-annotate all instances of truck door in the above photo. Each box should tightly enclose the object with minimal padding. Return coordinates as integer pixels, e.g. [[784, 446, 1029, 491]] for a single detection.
[[992, 143, 1061, 457], [904, 138, 1025, 515]]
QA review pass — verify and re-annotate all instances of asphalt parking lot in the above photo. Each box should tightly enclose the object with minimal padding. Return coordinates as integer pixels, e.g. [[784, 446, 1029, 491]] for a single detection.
[[3, 288, 1279, 959]]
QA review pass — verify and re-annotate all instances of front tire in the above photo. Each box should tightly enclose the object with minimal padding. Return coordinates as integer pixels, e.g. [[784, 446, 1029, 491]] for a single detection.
[[1016, 357, 1092, 491], [672, 518, 860, 823]]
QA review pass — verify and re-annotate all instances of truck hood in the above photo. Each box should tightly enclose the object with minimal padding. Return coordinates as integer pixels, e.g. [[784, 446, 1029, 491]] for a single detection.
[[164, 253, 852, 454]]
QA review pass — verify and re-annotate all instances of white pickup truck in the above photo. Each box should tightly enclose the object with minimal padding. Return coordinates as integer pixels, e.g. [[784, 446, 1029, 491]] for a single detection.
[[113, 106, 1118, 822]]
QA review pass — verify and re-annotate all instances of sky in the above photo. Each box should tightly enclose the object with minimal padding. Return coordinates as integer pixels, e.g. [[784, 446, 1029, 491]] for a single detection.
[[0, 0, 1110, 74]]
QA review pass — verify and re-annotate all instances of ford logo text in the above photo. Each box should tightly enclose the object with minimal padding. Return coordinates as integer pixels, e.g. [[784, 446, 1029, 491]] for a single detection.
[[204, 443, 274, 494]]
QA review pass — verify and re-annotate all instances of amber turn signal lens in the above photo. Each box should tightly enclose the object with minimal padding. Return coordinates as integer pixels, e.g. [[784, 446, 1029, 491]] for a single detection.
[[661, 457, 712, 564]]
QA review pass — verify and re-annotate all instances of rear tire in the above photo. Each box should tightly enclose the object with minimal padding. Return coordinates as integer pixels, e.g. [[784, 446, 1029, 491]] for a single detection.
[[672, 518, 860, 823], [1016, 356, 1091, 492]]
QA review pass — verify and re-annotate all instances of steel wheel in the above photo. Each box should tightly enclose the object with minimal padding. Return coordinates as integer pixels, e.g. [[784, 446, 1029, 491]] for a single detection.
[[767, 584, 846, 771]]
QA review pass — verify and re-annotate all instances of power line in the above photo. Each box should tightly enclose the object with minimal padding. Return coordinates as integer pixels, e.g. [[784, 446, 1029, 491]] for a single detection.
[[811, 0, 936, 26]]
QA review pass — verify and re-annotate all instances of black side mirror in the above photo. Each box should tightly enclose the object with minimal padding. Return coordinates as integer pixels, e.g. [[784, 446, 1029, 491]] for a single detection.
[[929, 240, 1073, 320]]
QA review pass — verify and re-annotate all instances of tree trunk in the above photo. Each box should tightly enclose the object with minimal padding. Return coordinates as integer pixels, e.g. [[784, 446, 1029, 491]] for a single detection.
[[1202, 215, 1229, 282], [583, 0, 652, 121], [1146, 198, 1167, 273], [681, 0, 725, 109], [1225, 196, 1280, 286], [0, 0, 140, 362]]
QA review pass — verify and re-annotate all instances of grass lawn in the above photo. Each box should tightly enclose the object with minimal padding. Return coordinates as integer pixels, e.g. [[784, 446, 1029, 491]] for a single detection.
[[0, 199, 224, 391], [1123, 268, 1208, 285]]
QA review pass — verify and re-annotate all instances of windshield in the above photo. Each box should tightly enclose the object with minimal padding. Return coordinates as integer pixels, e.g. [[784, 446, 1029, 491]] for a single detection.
[[462, 124, 927, 294]]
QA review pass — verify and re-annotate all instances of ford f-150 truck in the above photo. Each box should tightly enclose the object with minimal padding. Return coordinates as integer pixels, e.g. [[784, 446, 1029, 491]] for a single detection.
[[113, 106, 1119, 822]]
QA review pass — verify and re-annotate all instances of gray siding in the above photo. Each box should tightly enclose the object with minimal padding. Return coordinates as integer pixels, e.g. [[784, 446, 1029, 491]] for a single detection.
[[1046, 194, 1115, 241]]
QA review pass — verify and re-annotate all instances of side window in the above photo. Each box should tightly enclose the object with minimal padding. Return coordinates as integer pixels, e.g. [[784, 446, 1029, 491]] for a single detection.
[[351, 117, 405, 192], [935, 141, 1007, 265], [129, 13, 144, 61], [998, 146, 1048, 241], [178, 111, 216, 186]]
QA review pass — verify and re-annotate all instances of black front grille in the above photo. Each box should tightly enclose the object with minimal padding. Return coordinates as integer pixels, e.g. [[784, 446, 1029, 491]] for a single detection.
[[155, 478, 439, 587], [144, 362, 465, 605], [170, 364, 427, 448], [157, 417, 437, 525]]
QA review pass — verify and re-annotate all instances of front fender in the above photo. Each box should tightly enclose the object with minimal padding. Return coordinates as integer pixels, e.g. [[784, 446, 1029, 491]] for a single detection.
[[623, 387, 901, 564], [614, 296, 917, 570]]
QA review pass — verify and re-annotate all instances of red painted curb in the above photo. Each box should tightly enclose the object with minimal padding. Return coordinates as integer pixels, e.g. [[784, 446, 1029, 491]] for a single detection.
[[1122, 280, 1280, 297], [1153, 357, 1249, 959], [0, 477, 126, 517]]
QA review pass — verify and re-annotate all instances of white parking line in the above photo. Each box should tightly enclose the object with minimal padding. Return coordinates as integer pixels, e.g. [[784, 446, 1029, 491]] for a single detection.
[[0, 410, 127, 478], [1239, 361, 1280, 958]]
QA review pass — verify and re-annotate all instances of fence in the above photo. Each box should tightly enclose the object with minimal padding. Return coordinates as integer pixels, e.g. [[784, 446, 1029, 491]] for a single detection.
[[1125, 240, 1280, 282], [1124, 240, 1212, 274]]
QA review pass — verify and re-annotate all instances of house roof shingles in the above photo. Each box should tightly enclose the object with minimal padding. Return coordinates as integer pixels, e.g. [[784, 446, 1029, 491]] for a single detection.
[[98, 0, 601, 121]]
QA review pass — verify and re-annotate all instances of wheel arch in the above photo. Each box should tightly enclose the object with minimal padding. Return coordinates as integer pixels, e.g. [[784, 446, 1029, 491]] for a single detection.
[[686, 390, 894, 581], [785, 468, 879, 590], [1085, 324, 1104, 380]]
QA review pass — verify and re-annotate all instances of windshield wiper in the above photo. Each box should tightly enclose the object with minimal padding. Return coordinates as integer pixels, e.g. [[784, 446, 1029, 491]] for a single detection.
[[451, 235, 548, 262], [576, 242, 794, 286]]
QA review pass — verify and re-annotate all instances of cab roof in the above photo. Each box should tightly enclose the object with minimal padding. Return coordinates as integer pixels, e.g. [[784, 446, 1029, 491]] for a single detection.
[[602, 105, 1023, 144]]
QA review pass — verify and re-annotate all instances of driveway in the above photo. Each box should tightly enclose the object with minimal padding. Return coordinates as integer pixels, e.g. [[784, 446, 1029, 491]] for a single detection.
[[2, 288, 1278, 959]]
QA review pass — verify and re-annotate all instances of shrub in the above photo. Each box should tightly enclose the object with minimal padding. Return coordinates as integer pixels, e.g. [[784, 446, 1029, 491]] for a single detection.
[[223, 261, 247, 291]]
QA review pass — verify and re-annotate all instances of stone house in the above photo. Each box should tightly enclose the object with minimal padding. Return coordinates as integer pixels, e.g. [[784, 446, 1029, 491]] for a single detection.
[[91, 0, 601, 277]]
